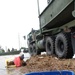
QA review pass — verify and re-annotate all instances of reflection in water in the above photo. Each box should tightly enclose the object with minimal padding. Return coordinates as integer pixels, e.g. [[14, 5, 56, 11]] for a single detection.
[[6, 68, 15, 75], [6, 67, 23, 75], [0, 53, 30, 75]]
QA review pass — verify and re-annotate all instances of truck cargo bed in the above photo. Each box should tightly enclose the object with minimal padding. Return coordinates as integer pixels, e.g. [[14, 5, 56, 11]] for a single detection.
[[39, 0, 74, 29]]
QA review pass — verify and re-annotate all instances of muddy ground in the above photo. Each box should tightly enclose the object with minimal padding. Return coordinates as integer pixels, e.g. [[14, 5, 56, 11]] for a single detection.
[[19, 54, 75, 74]]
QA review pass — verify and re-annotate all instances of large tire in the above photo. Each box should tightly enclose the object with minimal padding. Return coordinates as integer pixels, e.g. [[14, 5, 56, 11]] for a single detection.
[[33, 44, 37, 55], [55, 33, 73, 58], [29, 44, 34, 56], [33, 43, 41, 55], [46, 37, 54, 55]]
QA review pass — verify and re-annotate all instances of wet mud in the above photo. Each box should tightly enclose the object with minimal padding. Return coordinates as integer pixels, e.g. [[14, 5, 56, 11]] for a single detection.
[[6, 54, 75, 75]]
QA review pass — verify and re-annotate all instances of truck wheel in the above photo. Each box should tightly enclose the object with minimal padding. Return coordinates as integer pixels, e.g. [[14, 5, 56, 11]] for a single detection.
[[29, 44, 34, 56], [33, 44, 37, 55], [46, 37, 54, 55], [33, 44, 41, 55], [55, 33, 73, 58]]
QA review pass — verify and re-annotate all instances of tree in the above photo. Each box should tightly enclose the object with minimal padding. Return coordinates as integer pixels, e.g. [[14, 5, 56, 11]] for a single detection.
[[8, 48, 10, 52], [11, 48, 15, 52], [0, 48, 5, 53], [2, 49, 5, 53]]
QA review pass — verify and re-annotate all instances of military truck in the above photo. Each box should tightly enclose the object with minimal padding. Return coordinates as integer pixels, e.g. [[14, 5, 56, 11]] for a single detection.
[[27, 0, 75, 58]]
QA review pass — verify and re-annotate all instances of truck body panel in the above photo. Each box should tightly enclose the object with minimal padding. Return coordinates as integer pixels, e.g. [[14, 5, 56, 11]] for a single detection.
[[40, 0, 74, 29]]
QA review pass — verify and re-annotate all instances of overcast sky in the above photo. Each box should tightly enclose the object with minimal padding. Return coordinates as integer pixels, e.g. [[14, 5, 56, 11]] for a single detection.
[[0, 0, 47, 50]]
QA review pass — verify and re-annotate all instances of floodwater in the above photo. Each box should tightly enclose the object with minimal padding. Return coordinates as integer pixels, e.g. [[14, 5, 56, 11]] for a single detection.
[[0, 53, 30, 75]]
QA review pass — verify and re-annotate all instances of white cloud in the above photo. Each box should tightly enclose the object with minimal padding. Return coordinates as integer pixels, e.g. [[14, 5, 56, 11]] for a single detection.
[[0, 0, 47, 50]]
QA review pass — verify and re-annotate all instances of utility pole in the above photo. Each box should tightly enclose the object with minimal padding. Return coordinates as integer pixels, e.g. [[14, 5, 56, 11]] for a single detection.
[[18, 33, 20, 50], [37, 0, 42, 34]]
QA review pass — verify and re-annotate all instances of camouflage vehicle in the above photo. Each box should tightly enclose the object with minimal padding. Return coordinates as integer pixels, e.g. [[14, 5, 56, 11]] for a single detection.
[[27, 0, 75, 58]]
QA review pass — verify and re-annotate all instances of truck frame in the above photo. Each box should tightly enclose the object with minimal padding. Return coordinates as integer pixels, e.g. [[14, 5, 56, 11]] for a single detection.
[[27, 0, 75, 58]]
